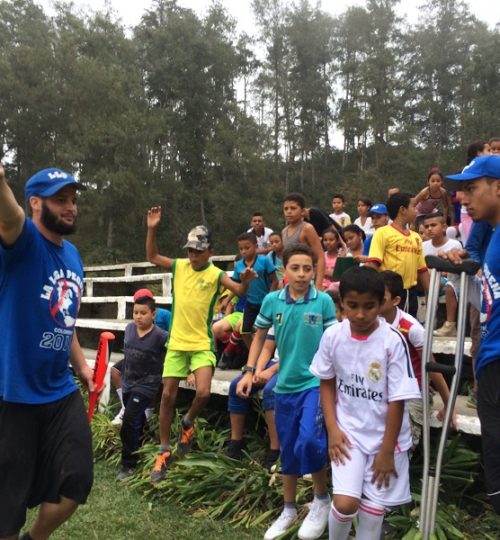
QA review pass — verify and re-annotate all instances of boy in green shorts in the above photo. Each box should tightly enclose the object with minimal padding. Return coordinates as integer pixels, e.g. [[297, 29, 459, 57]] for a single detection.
[[146, 206, 256, 483]]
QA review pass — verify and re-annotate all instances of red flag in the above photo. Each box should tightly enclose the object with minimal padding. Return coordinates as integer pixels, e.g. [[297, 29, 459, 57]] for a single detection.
[[87, 331, 115, 422]]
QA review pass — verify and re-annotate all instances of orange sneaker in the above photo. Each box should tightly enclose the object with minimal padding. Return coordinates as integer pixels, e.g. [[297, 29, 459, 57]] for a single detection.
[[178, 422, 195, 456], [150, 450, 172, 484]]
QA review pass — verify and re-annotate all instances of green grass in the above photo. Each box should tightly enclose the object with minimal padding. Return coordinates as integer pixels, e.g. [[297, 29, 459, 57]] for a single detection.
[[26, 460, 263, 539]]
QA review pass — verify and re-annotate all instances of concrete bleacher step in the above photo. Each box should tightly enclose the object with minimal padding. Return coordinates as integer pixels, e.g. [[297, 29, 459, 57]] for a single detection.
[[410, 394, 480, 436]]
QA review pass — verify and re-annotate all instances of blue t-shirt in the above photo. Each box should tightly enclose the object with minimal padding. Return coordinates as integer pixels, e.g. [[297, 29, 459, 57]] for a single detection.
[[255, 285, 336, 394], [0, 219, 83, 404], [465, 220, 493, 265], [363, 236, 373, 256], [155, 307, 171, 333], [477, 225, 500, 377], [232, 255, 276, 305]]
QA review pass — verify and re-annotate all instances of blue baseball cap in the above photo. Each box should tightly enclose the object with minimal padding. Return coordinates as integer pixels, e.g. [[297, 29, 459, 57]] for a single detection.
[[446, 155, 500, 185], [369, 203, 388, 215], [25, 168, 86, 199]]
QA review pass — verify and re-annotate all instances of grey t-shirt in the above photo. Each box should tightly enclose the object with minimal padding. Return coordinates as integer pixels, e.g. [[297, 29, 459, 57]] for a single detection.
[[122, 323, 168, 399]]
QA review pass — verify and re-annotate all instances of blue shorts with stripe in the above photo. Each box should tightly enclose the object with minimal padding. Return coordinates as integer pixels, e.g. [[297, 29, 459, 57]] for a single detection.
[[274, 387, 327, 475]]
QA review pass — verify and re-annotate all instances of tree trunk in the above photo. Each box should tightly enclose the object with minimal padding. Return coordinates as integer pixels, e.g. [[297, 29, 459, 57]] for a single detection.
[[106, 216, 114, 250]]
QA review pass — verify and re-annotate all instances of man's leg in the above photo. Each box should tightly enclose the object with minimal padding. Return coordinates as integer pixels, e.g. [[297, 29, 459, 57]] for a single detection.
[[477, 361, 500, 513], [27, 496, 78, 540]]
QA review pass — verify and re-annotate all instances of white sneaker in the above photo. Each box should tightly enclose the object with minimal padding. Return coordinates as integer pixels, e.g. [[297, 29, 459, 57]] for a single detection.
[[298, 497, 330, 540], [433, 321, 457, 337], [111, 407, 125, 426], [264, 509, 297, 540]]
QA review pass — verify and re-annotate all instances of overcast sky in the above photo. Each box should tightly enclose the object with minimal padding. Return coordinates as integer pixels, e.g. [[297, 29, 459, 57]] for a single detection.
[[38, 0, 500, 32]]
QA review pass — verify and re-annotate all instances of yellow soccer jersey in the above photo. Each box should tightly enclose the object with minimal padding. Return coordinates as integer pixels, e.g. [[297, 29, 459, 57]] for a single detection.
[[368, 224, 426, 289], [168, 259, 224, 351]]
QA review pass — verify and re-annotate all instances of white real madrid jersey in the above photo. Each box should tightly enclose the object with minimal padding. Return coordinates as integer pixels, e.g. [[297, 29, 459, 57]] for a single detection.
[[310, 318, 421, 455]]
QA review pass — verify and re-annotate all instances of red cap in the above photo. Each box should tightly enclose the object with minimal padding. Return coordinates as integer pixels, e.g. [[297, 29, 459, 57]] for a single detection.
[[133, 288, 154, 301]]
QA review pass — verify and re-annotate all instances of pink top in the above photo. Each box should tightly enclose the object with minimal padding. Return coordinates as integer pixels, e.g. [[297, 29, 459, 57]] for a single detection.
[[323, 252, 339, 289], [416, 192, 441, 216]]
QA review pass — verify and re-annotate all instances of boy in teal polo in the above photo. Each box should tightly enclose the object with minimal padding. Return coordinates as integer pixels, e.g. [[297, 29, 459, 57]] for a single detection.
[[237, 244, 336, 540]]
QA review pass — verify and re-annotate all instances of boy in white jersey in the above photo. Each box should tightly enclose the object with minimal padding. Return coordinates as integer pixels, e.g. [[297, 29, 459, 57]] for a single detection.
[[422, 212, 462, 337], [310, 266, 420, 540]]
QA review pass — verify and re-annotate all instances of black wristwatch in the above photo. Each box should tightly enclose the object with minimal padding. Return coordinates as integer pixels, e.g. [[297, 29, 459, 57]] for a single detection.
[[242, 365, 256, 374]]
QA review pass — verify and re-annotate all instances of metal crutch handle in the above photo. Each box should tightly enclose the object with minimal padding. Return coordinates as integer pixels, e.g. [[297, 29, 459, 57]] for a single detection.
[[425, 255, 480, 276]]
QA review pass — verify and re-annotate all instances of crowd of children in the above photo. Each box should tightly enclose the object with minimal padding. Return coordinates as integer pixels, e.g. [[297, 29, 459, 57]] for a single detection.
[[107, 137, 500, 539]]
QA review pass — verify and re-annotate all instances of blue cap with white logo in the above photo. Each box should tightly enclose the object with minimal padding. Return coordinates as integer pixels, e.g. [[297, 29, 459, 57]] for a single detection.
[[446, 155, 500, 185], [25, 168, 86, 199], [369, 203, 388, 215]]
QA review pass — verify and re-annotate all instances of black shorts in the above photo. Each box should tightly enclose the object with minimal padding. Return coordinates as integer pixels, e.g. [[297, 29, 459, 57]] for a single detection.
[[0, 390, 93, 536], [477, 360, 500, 513], [241, 301, 262, 334]]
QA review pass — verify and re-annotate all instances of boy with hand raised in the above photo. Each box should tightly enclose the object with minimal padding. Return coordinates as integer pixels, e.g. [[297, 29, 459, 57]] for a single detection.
[[146, 206, 256, 483], [311, 267, 420, 540], [238, 244, 336, 540]]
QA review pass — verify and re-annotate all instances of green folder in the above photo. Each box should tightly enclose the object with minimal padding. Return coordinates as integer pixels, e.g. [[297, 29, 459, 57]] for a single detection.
[[332, 257, 359, 280]]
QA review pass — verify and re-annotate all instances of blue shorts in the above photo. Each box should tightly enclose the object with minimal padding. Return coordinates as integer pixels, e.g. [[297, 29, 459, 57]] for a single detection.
[[274, 387, 327, 475], [228, 360, 277, 413]]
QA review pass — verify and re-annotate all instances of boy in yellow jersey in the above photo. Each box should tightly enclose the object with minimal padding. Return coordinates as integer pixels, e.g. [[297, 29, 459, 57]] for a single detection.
[[146, 207, 256, 483], [366, 193, 429, 317]]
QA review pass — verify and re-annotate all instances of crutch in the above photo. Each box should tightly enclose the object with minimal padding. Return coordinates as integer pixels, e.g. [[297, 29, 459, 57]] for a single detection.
[[419, 255, 480, 540]]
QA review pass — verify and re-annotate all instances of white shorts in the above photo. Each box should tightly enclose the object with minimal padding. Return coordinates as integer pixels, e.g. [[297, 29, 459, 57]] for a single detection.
[[331, 446, 411, 507]]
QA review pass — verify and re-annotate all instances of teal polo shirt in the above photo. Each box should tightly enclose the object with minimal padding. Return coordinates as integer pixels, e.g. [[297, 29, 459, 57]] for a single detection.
[[255, 285, 336, 394]]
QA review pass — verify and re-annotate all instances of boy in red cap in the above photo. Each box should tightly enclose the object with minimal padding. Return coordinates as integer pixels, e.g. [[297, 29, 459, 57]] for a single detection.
[[116, 289, 168, 480]]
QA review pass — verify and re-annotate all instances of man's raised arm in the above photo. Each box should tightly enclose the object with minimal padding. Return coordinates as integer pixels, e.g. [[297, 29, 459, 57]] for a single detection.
[[0, 164, 25, 246]]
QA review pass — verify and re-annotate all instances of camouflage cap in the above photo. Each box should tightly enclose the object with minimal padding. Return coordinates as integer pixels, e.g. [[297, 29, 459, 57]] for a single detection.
[[183, 225, 212, 251]]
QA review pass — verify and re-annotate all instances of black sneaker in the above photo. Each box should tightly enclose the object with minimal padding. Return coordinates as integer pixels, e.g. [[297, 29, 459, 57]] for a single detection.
[[218, 351, 233, 370], [262, 449, 280, 471], [226, 439, 246, 460], [116, 466, 135, 481]]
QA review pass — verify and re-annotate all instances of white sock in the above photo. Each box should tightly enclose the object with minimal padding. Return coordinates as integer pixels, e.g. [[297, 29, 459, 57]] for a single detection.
[[355, 500, 385, 540], [116, 388, 124, 407], [329, 504, 355, 540]]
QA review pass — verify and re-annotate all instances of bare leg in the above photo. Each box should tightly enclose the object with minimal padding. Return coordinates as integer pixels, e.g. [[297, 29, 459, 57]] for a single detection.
[[311, 466, 328, 496], [230, 412, 246, 440], [110, 367, 122, 390], [283, 474, 298, 504], [265, 410, 279, 450], [29, 497, 78, 540], [332, 494, 360, 515], [212, 319, 232, 341], [159, 377, 181, 446], [0, 534, 18, 540], [185, 366, 212, 422], [445, 285, 458, 322]]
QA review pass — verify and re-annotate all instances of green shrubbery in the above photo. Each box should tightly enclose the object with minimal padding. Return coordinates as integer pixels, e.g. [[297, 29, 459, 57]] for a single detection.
[[91, 405, 500, 539]]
